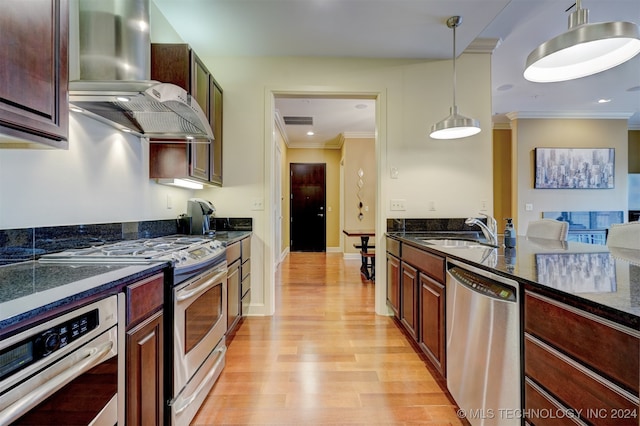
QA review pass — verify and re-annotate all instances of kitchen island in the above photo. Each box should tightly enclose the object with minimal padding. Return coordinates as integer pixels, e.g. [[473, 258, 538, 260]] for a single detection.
[[387, 231, 639, 425]]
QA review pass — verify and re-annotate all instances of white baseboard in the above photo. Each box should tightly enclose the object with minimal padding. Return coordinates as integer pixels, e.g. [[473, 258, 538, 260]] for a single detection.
[[326, 246, 341, 253], [343, 253, 361, 260]]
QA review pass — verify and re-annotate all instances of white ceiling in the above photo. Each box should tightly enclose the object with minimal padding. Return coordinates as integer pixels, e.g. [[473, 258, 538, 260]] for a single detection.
[[153, 0, 640, 147]]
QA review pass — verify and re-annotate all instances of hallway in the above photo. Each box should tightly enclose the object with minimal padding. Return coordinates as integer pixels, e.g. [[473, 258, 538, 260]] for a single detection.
[[192, 252, 465, 425]]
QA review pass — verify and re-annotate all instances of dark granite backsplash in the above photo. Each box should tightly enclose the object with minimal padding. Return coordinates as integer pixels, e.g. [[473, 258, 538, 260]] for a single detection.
[[387, 218, 486, 233], [0, 217, 253, 265]]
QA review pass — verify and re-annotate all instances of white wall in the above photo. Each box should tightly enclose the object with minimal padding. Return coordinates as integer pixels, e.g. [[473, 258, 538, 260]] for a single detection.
[[513, 118, 629, 231], [0, 114, 195, 228]]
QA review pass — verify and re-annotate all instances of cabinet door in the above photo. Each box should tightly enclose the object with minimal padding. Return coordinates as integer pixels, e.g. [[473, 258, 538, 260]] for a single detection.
[[419, 273, 445, 377], [227, 259, 241, 333], [126, 311, 164, 426], [0, 0, 68, 148], [209, 77, 223, 185], [189, 52, 211, 181], [400, 262, 418, 340], [386, 253, 400, 318]]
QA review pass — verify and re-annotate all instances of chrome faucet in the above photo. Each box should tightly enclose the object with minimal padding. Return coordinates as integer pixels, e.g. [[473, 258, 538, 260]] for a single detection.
[[465, 213, 498, 247]]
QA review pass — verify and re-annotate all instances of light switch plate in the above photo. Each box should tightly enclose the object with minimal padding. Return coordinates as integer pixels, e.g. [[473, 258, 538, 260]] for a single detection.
[[525, 203, 533, 211], [390, 199, 406, 211], [251, 198, 264, 210]]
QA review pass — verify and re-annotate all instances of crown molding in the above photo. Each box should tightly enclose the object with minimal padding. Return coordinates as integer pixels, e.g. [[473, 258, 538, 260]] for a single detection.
[[506, 111, 635, 121], [465, 37, 501, 54], [342, 131, 375, 139], [274, 110, 290, 147]]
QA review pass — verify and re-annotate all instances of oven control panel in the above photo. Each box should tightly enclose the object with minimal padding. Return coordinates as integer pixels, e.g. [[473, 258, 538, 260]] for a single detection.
[[0, 309, 99, 381]]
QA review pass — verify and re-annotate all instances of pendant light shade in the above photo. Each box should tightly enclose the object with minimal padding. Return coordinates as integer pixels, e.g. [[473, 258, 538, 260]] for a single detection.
[[430, 16, 481, 140], [524, 0, 640, 83]]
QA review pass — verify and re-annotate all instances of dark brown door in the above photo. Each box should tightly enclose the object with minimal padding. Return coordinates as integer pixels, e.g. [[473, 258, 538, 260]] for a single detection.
[[290, 163, 326, 252]]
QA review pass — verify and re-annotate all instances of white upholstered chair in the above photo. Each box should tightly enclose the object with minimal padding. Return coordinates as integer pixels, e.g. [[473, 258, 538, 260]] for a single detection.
[[606, 222, 640, 250], [526, 219, 569, 241]]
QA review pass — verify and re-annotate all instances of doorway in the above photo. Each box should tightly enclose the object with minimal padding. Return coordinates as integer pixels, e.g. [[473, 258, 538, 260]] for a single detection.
[[290, 163, 326, 252]]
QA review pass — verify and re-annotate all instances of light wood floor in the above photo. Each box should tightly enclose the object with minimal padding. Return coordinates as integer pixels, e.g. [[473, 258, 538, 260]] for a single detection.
[[192, 252, 465, 425]]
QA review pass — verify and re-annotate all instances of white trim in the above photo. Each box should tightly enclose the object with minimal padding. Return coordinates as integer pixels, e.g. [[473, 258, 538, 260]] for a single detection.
[[465, 37, 501, 54], [326, 246, 342, 253], [506, 111, 635, 121], [343, 131, 375, 139]]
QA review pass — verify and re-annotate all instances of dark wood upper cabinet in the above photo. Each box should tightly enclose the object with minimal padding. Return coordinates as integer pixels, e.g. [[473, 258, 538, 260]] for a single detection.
[[0, 0, 69, 148], [149, 44, 222, 186]]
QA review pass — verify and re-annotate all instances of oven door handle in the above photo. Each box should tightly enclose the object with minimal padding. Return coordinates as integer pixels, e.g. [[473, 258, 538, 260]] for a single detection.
[[176, 268, 226, 302], [173, 345, 226, 414], [0, 340, 114, 425]]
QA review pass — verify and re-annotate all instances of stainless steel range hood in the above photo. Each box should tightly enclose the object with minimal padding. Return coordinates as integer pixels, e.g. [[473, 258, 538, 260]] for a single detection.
[[68, 0, 213, 141]]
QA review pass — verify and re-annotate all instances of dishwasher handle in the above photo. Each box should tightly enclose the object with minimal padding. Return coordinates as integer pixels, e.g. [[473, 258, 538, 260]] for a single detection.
[[447, 266, 518, 302]]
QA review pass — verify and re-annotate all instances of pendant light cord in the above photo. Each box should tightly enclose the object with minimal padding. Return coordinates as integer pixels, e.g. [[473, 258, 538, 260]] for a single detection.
[[452, 20, 457, 109]]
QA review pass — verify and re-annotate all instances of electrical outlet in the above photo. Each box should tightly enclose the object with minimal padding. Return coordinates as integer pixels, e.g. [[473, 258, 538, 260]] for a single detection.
[[390, 199, 406, 211], [390, 167, 399, 179], [428, 200, 436, 211], [251, 198, 264, 211], [480, 200, 488, 211], [525, 203, 533, 211]]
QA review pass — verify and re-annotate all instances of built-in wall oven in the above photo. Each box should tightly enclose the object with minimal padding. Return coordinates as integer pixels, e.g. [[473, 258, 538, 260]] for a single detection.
[[0, 295, 122, 425]]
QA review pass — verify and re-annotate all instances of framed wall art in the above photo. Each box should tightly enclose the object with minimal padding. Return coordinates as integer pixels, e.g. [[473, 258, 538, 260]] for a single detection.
[[534, 148, 614, 189]]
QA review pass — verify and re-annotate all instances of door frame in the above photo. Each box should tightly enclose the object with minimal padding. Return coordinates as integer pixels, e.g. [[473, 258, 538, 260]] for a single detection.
[[263, 87, 388, 316]]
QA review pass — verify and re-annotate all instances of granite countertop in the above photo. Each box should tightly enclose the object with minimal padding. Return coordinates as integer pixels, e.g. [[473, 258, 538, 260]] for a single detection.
[[0, 260, 169, 332], [388, 232, 640, 329], [213, 230, 252, 246]]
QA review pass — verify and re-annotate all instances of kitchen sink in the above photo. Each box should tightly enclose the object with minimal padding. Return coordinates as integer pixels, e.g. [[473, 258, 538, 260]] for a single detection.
[[420, 239, 494, 249]]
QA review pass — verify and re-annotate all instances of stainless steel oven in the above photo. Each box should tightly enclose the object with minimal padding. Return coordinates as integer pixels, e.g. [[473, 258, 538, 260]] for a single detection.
[[170, 261, 227, 426], [38, 234, 228, 425], [0, 295, 122, 425]]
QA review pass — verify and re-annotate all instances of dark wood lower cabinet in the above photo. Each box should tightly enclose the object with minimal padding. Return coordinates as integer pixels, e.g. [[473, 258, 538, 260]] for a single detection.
[[126, 311, 164, 426], [227, 259, 241, 332], [419, 273, 445, 377], [400, 262, 418, 340], [125, 273, 164, 426], [386, 253, 400, 317], [524, 290, 639, 425]]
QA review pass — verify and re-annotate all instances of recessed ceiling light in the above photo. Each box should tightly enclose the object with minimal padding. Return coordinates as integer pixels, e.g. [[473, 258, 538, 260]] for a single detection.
[[497, 84, 514, 91], [598, 98, 611, 103], [122, 128, 132, 133], [627, 85, 640, 92], [70, 106, 84, 113], [306, 131, 315, 136], [116, 96, 130, 102], [355, 104, 368, 109]]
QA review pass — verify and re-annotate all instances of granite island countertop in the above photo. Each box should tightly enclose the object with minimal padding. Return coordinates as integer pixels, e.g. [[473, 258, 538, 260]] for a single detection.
[[387, 232, 640, 330], [0, 260, 170, 333]]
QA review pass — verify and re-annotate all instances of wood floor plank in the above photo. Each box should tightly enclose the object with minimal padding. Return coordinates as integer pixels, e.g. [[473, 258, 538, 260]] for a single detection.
[[192, 252, 465, 425]]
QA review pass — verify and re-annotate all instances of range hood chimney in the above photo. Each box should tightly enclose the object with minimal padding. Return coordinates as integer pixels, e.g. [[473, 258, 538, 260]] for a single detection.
[[68, 0, 213, 141]]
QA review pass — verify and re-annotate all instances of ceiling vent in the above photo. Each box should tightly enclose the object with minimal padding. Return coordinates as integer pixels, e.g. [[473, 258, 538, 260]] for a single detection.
[[283, 116, 314, 125]]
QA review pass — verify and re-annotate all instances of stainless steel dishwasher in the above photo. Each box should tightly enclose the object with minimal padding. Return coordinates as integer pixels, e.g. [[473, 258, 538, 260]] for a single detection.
[[446, 259, 521, 426]]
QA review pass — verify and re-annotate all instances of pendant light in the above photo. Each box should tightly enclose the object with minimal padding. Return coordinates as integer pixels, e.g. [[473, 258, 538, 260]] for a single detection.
[[524, 0, 640, 83], [430, 16, 481, 140]]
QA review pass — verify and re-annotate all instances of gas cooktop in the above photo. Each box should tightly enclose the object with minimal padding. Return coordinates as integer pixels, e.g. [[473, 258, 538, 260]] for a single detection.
[[39, 235, 225, 266]]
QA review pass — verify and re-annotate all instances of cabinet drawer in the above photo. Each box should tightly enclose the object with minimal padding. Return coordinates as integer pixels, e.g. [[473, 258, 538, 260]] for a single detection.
[[386, 237, 400, 258], [126, 273, 164, 328], [226, 241, 241, 263], [525, 334, 638, 425], [401, 244, 444, 282], [241, 236, 251, 259], [241, 258, 250, 280], [525, 291, 639, 394], [524, 378, 580, 426], [241, 275, 251, 298]]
